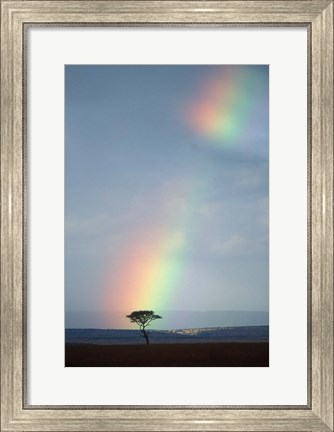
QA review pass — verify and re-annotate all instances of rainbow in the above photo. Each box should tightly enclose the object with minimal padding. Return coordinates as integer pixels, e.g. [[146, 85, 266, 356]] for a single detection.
[[104, 230, 184, 314], [185, 66, 265, 147], [100, 66, 267, 328], [101, 178, 201, 328]]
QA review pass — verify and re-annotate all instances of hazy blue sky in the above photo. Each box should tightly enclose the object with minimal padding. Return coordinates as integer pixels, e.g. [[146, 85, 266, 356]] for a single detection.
[[65, 65, 269, 329]]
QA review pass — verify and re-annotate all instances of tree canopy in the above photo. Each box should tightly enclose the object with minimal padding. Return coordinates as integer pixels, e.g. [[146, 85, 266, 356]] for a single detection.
[[126, 310, 162, 344]]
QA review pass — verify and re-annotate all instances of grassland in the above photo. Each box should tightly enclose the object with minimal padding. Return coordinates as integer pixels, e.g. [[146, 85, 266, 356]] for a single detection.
[[65, 342, 269, 367]]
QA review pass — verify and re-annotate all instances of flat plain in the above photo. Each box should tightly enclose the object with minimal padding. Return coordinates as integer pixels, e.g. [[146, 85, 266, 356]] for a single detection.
[[65, 342, 269, 367]]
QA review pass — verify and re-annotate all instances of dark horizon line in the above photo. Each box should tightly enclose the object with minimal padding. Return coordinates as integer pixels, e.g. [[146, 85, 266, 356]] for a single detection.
[[65, 324, 270, 330]]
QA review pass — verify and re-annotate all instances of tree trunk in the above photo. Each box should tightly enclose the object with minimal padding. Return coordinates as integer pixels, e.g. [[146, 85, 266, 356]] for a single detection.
[[142, 329, 149, 344]]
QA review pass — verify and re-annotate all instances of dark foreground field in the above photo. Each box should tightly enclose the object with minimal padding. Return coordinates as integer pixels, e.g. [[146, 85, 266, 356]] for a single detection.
[[65, 342, 269, 367]]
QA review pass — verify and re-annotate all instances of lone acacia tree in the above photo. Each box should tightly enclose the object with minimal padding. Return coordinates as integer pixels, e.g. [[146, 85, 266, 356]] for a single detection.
[[126, 310, 162, 344]]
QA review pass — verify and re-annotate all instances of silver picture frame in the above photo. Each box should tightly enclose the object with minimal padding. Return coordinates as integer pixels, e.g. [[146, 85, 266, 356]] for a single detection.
[[1, 1, 333, 431]]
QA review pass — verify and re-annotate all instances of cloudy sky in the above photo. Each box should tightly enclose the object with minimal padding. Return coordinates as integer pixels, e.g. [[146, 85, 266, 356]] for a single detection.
[[65, 65, 269, 329]]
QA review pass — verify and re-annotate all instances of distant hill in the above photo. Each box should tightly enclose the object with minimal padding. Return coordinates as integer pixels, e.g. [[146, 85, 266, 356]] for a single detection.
[[65, 325, 269, 345]]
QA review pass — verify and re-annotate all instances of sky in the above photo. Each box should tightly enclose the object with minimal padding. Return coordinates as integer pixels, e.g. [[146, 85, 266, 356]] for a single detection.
[[65, 65, 269, 329]]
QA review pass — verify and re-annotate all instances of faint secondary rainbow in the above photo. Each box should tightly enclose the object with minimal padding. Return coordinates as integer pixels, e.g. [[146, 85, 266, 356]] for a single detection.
[[185, 66, 264, 147]]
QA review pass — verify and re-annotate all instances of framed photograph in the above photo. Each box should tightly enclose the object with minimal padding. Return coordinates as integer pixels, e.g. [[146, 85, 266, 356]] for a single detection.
[[1, 1, 333, 431], [64, 63, 270, 368]]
